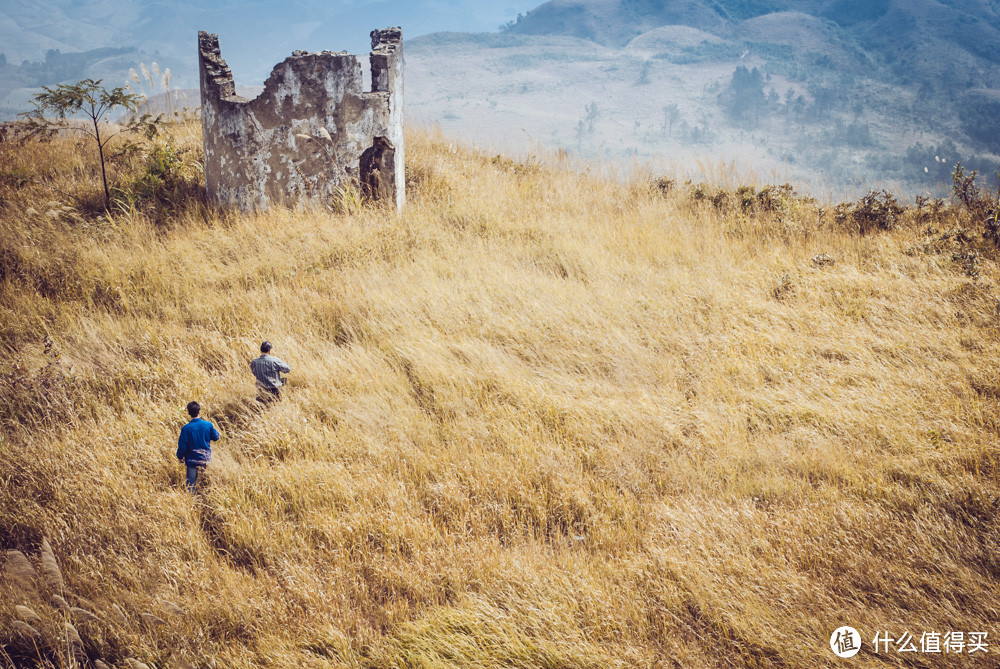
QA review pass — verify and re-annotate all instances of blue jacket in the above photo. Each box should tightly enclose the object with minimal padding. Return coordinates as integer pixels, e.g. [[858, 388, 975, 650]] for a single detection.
[[176, 418, 220, 466]]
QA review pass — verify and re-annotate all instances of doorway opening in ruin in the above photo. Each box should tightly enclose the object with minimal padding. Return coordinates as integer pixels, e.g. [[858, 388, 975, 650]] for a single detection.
[[359, 136, 395, 202]]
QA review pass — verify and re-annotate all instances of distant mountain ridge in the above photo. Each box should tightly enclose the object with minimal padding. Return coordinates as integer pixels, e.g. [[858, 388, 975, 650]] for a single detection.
[[508, 0, 1000, 87]]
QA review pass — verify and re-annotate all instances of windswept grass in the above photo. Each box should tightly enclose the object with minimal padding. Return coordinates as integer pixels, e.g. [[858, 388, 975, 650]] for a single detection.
[[1, 120, 998, 668]]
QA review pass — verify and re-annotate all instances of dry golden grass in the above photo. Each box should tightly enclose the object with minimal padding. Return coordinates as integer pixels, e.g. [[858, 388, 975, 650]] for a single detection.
[[1, 119, 998, 668]]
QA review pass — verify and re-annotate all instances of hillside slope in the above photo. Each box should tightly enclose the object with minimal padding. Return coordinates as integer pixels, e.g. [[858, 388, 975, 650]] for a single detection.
[[509, 0, 1000, 87], [1, 121, 999, 667]]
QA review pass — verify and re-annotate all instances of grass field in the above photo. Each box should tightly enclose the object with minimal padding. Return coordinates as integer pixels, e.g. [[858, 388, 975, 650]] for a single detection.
[[1, 119, 999, 668]]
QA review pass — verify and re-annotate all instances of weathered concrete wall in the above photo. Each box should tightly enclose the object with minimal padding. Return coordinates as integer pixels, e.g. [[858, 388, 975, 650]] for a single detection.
[[198, 28, 404, 211]]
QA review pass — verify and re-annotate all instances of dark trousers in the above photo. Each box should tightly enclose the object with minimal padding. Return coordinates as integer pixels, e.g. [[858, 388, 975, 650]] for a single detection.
[[257, 386, 281, 403]]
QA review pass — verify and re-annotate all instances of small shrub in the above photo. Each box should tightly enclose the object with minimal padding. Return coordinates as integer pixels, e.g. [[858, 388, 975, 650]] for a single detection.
[[113, 136, 202, 217], [985, 210, 1000, 247], [692, 183, 801, 216], [952, 250, 981, 279], [736, 185, 755, 212], [688, 183, 732, 211], [710, 189, 730, 211], [653, 177, 674, 195], [951, 163, 1000, 247], [755, 184, 797, 214], [835, 189, 904, 234], [490, 153, 539, 176], [914, 195, 945, 222], [952, 163, 990, 215]]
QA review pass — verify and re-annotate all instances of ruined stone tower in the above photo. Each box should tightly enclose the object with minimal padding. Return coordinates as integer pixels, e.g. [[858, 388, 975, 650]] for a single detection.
[[198, 29, 404, 211]]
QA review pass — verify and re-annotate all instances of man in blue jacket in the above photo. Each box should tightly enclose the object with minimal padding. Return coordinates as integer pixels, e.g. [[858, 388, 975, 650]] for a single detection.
[[176, 401, 220, 493]]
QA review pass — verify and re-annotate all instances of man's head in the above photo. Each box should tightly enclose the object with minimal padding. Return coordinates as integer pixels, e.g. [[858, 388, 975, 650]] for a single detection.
[[187, 401, 201, 418], [261, 341, 272, 354]]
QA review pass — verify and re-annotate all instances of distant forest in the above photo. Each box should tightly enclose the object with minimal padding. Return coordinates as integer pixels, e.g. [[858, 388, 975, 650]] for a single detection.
[[0, 47, 138, 87]]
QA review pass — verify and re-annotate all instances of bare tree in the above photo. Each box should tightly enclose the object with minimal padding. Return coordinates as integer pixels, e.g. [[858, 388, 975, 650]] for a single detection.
[[20, 78, 158, 210]]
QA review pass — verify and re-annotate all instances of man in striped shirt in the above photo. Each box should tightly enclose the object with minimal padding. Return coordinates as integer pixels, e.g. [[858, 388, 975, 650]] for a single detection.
[[250, 341, 291, 402]]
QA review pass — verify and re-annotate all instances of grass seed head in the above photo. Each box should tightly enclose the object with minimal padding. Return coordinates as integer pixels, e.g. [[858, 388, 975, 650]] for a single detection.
[[14, 605, 42, 625], [159, 599, 186, 616], [111, 604, 128, 624], [140, 613, 167, 627], [4, 550, 37, 594], [39, 539, 64, 593], [70, 606, 99, 624], [64, 622, 83, 647], [12, 621, 40, 637]]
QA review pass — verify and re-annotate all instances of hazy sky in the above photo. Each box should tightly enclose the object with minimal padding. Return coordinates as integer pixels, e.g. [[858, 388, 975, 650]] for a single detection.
[[190, 0, 542, 81], [0, 0, 542, 84]]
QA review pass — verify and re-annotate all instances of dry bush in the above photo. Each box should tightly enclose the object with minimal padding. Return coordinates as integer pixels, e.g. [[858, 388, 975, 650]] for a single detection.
[[834, 189, 905, 234]]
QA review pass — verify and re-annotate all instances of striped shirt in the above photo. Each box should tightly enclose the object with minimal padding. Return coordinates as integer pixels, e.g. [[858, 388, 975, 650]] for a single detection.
[[249, 354, 291, 390]]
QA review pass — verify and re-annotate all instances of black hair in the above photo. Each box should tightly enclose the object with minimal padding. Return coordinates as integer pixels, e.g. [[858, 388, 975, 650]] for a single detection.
[[187, 401, 201, 417], [261, 341, 272, 353]]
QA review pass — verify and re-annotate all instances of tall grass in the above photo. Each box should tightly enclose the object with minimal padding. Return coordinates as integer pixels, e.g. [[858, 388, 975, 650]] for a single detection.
[[1, 120, 998, 668]]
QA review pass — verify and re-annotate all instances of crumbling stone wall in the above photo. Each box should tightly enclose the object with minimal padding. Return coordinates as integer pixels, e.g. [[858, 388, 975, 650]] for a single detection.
[[198, 28, 404, 211]]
